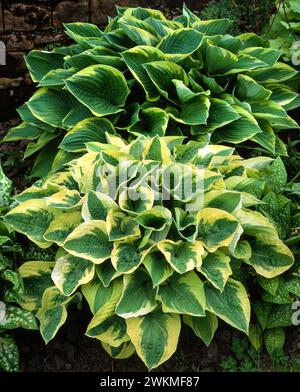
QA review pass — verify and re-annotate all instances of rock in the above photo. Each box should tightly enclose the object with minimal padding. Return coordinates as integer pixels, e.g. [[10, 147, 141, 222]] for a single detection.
[[0, 77, 23, 90], [4, 34, 34, 52], [4, 3, 51, 32], [33, 31, 66, 47], [53, 0, 89, 28], [91, 0, 147, 25]]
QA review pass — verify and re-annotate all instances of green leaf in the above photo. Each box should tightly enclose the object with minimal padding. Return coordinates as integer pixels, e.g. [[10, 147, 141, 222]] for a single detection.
[[36, 287, 81, 343], [156, 271, 206, 316], [18, 261, 55, 312], [111, 240, 142, 274], [27, 88, 77, 128], [0, 305, 37, 330], [126, 309, 181, 370], [157, 28, 203, 59], [60, 118, 115, 152], [122, 46, 166, 101], [64, 220, 113, 264], [200, 251, 232, 292], [52, 253, 95, 296], [25, 50, 65, 82], [143, 250, 173, 288], [157, 240, 204, 274], [5, 199, 60, 248], [264, 328, 285, 356], [65, 65, 130, 116], [116, 270, 157, 318], [0, 163, 12, 208], [143, 61, 188, 102], [205, 278, 250, 333], [246, 234, 294, 278], [0, 336, 19, 372], [183, 312, 218, 346], [197, 208, 240, 252], [234, 74, 272, 101]]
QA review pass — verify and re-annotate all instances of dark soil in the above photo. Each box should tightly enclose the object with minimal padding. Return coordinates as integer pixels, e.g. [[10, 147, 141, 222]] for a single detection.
[[13, 304, 300, 372]]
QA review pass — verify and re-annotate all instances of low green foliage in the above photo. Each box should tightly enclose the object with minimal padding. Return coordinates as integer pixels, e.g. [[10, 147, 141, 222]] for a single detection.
[[0, 163, 38, 372], [5, 134, 298, 369], [265, 0, 300, 67], [4, 5, 300, 179], [201, 0, 276, 35]]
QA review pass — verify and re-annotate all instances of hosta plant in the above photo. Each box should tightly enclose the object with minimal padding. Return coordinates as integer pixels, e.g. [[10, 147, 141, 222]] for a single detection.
[[5, 135, 296, 369], [0, 163, 37, 372], [3, 5, 300, 177]]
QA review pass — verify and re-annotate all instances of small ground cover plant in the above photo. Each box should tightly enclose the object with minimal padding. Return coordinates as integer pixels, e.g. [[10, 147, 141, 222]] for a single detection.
[[0, 163, 37, 371], [3, 5, 300, 178], [5, 134, 297, 369]]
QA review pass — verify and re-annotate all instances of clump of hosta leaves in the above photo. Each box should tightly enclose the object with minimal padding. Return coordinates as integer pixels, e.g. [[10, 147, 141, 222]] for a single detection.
[[4, 5, 300, 177], [0, 163, 37, 372], [5, 135, 295, 369]]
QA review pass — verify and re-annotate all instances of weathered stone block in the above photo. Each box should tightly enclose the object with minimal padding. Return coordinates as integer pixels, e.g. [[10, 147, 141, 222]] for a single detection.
[[3, 34, 34, 52], [53, 0, 89, 27], [4, 3, 51, 32], [90, 0, 146, 26]]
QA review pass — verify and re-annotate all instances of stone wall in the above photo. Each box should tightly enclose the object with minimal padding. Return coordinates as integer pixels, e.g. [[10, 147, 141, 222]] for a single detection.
[[0, 0, 208, 119]]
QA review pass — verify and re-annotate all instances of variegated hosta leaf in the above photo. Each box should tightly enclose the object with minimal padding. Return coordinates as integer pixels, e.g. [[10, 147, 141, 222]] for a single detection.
[[200, 251, 232, 292], [183, 311, 218, 346], [235, 209, 278, 237], [51, 253, 95, 296], [65, 64, 130, 116], [196, 208, 240, 252], [18, 261, 55, 312], [126, 309, 181, 370], [82, 277, 123, 315], [136, 206, 172, 232], [36, 286, 81, 343], [204, 190, 242, 214], [101, 341, 136, 360], [86, 304, 129, 347], [106, 210, 140, 241], [156, 271, 206, 316], [63, 220, 113, 264], [246, 234, 294, 278], [46, 188, 81, 209], [96, 263, 122, 288], [116, 270, 157, 318], [44, 210, 83, 246], [122, 45, 167, 101], [60, 117, 115, 153], [5, 199, 60, 248], [82, 191, 118, 222], [143, 250, 173, 288], [119, 185, 155, 215], [157, 240, 204, 274], [111, 240, 144, 274], [205, 278, 250, 334]]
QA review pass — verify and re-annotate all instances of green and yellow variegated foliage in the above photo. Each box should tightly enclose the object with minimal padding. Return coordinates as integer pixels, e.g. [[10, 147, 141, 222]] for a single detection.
[[6, 135, 296, 369], [3, 5, 300, 177]]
